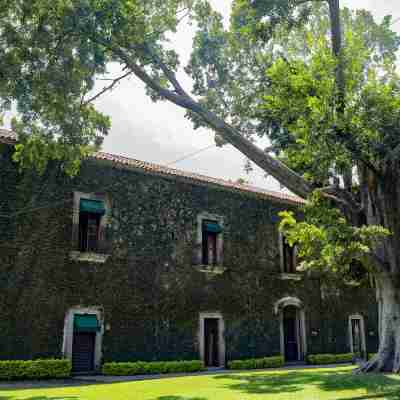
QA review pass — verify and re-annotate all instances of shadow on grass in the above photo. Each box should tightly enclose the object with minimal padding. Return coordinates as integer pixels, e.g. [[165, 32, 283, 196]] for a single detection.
[[0, 397, 78, 400], [214, 368, 400, 399], [154, 397, 207, 400]]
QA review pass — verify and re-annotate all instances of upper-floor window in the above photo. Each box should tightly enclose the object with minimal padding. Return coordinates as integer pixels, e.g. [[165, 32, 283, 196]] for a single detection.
[[79, 199, 106, 252], [280, 234, 297, 274], [194, 213, 224, 268], [202, 220, 222, 266]]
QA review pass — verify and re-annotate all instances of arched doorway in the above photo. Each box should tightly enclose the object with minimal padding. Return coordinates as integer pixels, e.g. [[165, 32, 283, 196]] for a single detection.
[[274, 297, 307, 362]]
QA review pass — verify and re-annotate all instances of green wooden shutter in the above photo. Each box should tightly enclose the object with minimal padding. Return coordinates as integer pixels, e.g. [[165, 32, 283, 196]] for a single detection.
[[203, 221, 222, 234], [74, 314, 101, 332], [80, 199, 106, 215]]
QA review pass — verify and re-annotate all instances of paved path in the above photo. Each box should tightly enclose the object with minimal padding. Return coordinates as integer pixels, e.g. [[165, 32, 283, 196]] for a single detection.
[[0, 363, 353, 390]]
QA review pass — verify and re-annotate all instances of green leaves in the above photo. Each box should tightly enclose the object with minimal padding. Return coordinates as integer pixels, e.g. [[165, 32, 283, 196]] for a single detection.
[[0, 0, 190, 174], [279, 191, 390, 276]]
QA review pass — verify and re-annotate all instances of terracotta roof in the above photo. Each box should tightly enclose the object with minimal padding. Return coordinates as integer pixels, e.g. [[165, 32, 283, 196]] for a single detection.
[[0, 129, 305, 206]]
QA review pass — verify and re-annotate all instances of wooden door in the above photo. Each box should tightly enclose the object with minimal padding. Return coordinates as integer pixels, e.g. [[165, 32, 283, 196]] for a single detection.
[[72, 332, 96, 373], [204, 318, 219, 367], [284, 306, 299, 362]]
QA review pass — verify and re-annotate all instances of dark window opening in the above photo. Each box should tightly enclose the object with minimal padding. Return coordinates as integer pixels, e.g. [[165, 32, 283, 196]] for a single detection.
[[79, 212, 101, 252], [202, 220, 221, 266], [283, 237, 296, 273]]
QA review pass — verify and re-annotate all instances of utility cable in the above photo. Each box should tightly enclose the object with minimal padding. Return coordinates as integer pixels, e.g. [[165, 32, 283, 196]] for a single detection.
[[0, 144, 218, 218], [165, 144, 216, 166]]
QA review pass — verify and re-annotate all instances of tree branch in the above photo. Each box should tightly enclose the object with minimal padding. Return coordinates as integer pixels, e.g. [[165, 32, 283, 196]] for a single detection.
[[328, 0, 345, 106], [111, 47, 314, 199], [83, 70, 133, 105], [321, 185, 362, 214], [143, 46, 189, 97]]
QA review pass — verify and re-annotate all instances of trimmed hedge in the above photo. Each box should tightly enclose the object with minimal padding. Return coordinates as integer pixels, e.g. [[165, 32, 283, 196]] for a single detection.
[[307, 353, 354, 365], [228, 356, 284, 370], [0, 359, 72, 380], [102, 360, 205, 376]]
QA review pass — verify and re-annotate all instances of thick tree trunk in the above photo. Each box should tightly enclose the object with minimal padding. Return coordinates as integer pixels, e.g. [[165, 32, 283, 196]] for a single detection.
[[357, 166, 400, 373], [357, 273, 400, 373]]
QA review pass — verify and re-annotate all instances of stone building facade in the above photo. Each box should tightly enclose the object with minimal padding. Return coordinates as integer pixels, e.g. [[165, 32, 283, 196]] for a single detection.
[[0, 130, 378, 372]]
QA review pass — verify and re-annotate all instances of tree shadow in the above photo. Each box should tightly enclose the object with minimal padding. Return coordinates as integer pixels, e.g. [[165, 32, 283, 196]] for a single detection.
[[153, 397, 208, 400], [319, 372, 400, 400], [0, 397, 78, 400], [213, 369, 338, 395], [213, 368, 400, 398]]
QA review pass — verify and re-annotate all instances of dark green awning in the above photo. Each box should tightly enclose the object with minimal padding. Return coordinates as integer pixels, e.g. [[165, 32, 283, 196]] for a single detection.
[[80, 199, 105, 215], [74, 314, 101, 332], [203, 221, 222, 233]]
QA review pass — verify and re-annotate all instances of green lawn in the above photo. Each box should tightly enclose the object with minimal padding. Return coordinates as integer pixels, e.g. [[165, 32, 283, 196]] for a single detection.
[[1, 366, 400, 400]]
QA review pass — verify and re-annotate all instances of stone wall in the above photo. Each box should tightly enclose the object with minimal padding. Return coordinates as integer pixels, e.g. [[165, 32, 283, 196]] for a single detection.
[[0, 143, 379, 362]]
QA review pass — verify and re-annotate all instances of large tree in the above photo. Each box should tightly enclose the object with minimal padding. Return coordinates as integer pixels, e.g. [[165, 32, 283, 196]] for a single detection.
[[1, 0, 400, 372]]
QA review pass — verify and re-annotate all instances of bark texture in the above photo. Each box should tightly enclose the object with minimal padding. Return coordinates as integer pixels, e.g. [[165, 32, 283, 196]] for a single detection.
[[357, 165, 400, 373]]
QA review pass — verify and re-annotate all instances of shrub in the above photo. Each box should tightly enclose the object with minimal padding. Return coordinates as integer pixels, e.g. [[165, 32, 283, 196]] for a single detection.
[[0, 359, 71, 380], [307, 353, 354, 365], [102, 360, 205, 376], [228, 356, 284, 370]]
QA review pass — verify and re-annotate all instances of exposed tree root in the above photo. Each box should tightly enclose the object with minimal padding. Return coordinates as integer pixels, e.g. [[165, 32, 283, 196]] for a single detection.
[[354, 355, 396, 374]]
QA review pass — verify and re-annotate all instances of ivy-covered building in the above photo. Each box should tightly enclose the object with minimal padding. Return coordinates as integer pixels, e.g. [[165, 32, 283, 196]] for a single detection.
[[0, 129, 378, 373]]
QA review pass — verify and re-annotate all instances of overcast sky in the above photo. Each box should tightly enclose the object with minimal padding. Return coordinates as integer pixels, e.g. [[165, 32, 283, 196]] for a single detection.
[[81, 1, 400, 192]]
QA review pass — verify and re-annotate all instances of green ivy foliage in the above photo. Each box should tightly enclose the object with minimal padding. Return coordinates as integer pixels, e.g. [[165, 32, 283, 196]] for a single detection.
[[0, 359, 71, 380], [102, 360, 205, 375], [307, 353, 354, 365], [227, 356, 284, 370]]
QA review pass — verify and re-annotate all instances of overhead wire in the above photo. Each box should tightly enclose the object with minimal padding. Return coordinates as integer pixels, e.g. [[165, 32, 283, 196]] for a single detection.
[[0, 144, 218, 219], [165, 144, 216, 166]]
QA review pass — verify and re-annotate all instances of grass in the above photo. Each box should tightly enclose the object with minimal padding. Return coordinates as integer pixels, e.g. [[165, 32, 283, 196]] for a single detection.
[[1, 366, 400, 400]]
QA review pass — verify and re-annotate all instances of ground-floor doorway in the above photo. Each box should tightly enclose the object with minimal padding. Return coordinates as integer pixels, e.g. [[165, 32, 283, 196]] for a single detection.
[[275, 297, 307, 362], [283, 305, 300, 361], [204, 318, 219, 367], [349, 314, 366, 359], [199, 312, 225, 368], [62, 307, 103, 373]]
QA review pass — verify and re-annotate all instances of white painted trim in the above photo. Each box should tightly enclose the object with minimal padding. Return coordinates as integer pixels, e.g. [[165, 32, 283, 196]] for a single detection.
[[62, 306, 104, 371], [348, 314, 366, 356], [279, 273, 302, 281], [279, 232, 285, 273], [273, 296, 303, 315], [274, 297, 307, 361], [69, 251, 109, 263], [198, 312, 225, 367]]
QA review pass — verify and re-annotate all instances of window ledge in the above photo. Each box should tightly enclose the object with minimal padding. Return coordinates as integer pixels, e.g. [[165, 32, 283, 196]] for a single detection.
[[70, 251, 110, 264], [194, 264, 226, 275], [279, 273, 302, 281]]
